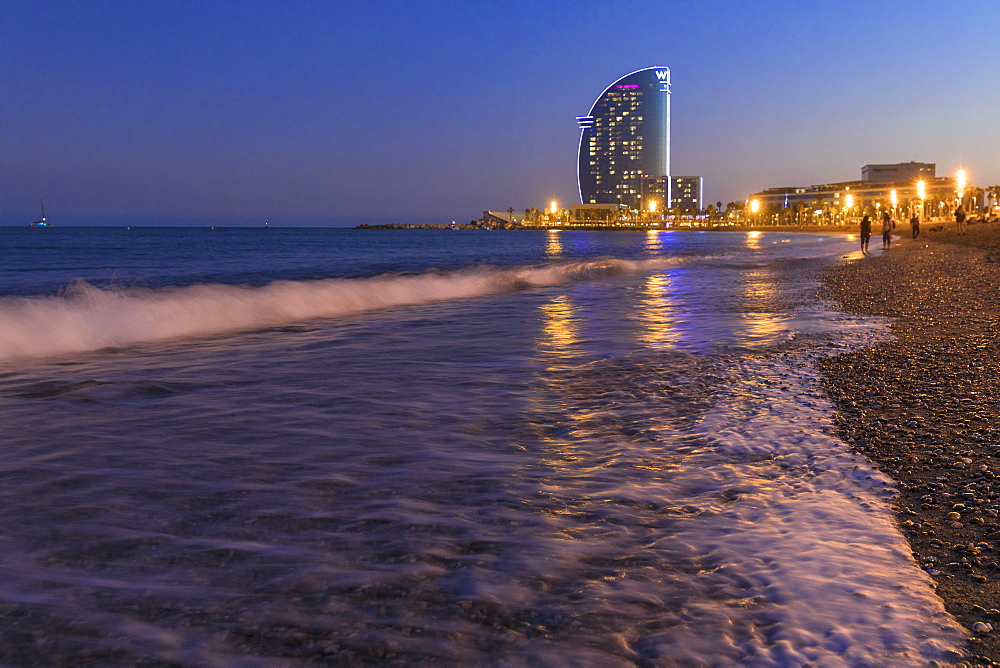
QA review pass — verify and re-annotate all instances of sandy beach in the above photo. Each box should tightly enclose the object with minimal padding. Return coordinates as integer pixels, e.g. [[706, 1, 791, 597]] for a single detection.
[[820, 220, 1000, 666]]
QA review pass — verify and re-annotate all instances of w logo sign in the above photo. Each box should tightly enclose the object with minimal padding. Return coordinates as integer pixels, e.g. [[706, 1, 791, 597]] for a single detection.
[[655, 70, 669, 80]]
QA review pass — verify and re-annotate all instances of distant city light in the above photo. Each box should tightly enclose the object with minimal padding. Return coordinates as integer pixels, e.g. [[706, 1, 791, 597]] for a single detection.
[[890, 189, 898, 207], [917, 180, 926, 200], [648, 200, 658, 213], [549, 200, 558, 214], [749, 199, 760, 213], [845, 194, 854, 208], [957, 169, 967, 198]]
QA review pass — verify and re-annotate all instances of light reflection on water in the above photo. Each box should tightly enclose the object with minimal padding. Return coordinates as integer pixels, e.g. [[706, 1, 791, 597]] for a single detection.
[[544, 229, 563, 258], [637, 271, 679, 349], [644, 229, 665, 254], [537, 294, 579, 356]]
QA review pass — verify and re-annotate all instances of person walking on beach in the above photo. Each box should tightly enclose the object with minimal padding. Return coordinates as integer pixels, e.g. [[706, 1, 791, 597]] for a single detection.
[[859, 214, 872, 253], [881, 211, 895, 249], [910, 213, 920, 239], [955, 205, 967, 235]]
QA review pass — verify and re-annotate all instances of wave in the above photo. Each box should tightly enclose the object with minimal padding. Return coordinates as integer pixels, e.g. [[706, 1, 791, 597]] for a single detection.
[[0, 258, 681, 362]]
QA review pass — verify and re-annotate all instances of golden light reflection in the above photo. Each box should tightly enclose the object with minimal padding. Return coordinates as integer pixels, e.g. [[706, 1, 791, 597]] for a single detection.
[[745, 230, 763, 249], [740, 268, 785, 340], [645, 229, 663, 253], [545, 229, 563, 257], [538, 294, 579, 355], [637, 272, 679, 348]]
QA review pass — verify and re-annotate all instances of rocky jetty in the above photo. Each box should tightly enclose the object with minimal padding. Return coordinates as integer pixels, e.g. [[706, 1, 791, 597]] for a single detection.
[[820, 221, 1000, 665]]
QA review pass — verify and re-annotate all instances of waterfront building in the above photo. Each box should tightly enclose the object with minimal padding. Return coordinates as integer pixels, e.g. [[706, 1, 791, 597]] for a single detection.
[[569, 203, 628, 225], [861, 161, 935, 183], [577, 67, 671, 210], [480, 211, 526, 225], [749, 163, 959, 223], [671, 176, 703, 212]]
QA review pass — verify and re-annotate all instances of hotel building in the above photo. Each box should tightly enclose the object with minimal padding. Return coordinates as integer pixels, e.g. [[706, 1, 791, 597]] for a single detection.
[[577, 67, 672, 210]]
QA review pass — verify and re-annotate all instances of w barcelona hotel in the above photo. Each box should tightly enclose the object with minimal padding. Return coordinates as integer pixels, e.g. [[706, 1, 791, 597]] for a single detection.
[[576, 67, 700, 215]]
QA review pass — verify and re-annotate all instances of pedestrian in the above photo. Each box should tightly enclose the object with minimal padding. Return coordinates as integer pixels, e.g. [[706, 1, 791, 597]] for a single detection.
[[910, 213, 920, 239], [881, 211, 895, 249], [955, 206, 967, 235], [859, 214, 872, 253]]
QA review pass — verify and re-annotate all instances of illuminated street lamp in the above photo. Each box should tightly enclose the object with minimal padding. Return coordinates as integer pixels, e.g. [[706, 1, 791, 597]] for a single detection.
[[647, 199, 658, 226], [957, 169, 967, 208], [916, 180, 926, 221], [845, 193, 854, 222], [749, 198, 760, 225]]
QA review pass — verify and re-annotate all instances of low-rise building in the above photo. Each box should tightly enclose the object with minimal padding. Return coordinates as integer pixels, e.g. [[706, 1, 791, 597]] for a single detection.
[[749, 162, 961, 223]]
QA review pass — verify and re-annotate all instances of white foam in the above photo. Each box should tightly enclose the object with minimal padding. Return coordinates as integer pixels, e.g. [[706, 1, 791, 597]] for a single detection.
[[0, 258, 684, 362], [657, 334, 967, 663]]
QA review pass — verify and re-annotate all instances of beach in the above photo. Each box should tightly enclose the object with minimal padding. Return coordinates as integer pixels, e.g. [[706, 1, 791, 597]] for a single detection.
[[0, 227, 973, 664], [821, 221, 1000, 666]]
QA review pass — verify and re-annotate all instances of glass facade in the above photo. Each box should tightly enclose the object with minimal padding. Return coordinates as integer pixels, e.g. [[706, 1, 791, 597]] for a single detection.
[[577, 67, 671, 209]]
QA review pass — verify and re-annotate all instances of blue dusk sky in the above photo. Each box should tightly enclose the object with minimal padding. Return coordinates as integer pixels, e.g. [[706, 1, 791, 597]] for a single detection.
[[2, 0, 998, 226]]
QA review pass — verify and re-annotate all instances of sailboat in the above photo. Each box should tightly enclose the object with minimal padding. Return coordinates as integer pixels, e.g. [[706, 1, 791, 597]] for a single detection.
[[30, 199, 48, 227]]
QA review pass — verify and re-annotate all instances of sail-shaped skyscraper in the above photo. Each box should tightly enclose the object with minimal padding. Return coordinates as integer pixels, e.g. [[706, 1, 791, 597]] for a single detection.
[[576, 67, 671, 210]]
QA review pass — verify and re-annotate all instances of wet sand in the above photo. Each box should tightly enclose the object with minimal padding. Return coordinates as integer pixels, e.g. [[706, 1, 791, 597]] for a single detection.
[[820, 220, 1000, 666]]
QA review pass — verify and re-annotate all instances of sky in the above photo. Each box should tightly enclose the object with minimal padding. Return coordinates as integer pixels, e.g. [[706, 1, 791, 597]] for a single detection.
[[3, 0, 999, 226]]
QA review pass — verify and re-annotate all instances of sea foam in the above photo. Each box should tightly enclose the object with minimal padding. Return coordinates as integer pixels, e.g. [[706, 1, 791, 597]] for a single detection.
[[0, 258, 680, 362]]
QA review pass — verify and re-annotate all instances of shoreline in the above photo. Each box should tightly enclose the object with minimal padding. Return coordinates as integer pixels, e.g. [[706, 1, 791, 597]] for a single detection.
[[819, 223, 1000, 665], [356, 220, 996, 236]]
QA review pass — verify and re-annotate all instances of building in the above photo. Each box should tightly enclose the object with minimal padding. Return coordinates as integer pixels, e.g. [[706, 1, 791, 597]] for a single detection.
[[671, 176, 703, 212], [749, 162, 959, 223], [861, 161, 935, 183], [569, 203, 628, 224], [577, 66, 671, 210], [480, 211, 525, 225]]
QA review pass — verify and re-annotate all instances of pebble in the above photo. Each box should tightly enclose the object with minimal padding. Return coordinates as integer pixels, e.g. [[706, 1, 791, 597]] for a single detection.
[[821, 233, 1000, 663]]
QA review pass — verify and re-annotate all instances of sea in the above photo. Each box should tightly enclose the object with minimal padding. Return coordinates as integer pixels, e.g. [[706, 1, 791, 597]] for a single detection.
[[0, 226, 965, 665]]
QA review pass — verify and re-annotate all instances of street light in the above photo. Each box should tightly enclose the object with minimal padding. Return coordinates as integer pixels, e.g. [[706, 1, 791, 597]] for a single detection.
[[957, 169, 967, 210], [916, 180, 926, 221], [749, 198, 760, 225]]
